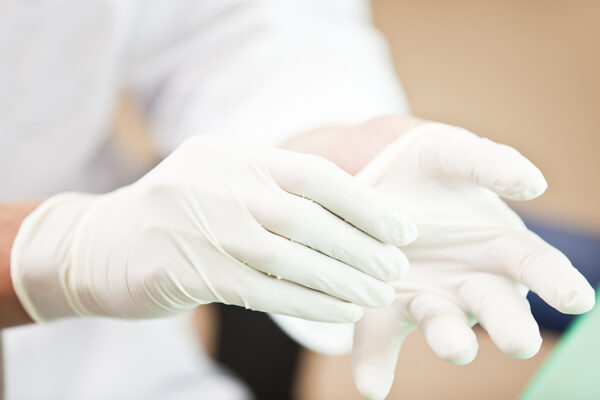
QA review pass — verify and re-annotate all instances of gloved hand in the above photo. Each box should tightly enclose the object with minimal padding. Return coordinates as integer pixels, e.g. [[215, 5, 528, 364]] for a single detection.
[[10, 135, 417, 323], [352, 122, 595, 399]]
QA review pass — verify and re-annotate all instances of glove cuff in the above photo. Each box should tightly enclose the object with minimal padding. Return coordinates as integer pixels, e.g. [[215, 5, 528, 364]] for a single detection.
[[10, 192, 97, 323]]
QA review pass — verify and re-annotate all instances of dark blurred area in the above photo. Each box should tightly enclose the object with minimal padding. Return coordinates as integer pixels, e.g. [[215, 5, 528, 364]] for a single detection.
[[216, 304, 300, 400]]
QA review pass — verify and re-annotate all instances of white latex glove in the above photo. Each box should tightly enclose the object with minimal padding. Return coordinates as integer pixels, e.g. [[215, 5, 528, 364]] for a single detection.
[[11, 136, 418, 323], [352, 122, 595, 399]]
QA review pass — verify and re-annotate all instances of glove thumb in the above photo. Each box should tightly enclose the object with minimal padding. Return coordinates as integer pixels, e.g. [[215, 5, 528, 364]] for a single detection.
[[352, 306, 413, 400]]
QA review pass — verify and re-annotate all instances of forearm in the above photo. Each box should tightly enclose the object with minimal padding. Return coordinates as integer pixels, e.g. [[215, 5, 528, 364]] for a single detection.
[[281, 116, 424, 175], [0, 202, 41, 328]]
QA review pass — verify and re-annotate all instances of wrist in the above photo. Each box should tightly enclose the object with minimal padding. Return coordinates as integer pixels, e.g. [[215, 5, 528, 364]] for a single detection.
[[281, 115, 426, 175], [0, 202, 41, 327]]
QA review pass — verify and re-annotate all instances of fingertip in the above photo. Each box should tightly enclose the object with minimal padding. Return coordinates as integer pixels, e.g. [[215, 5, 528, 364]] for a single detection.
[[389, 218, 418, 247], [336, 304, 364, 323], [558, 283, 596, 314], [353, 365, 394, 400], [425, 318, 478, 365], [492, 159, 548, 201], [439, 333, 478, 365], [449, 346, 478, 365], [498, 330, 542, 359], [504, 234, 594, 315], [378, 245, 410, 281], [375, 284, 397, 308], [341, 276, 396, 310], [523, 169, 548, 199], [394, 248, 411, 279]]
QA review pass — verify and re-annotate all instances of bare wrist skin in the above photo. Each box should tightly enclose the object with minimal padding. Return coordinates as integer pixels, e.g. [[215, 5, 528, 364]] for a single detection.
[[282, 116, 425, 174], [0, 202, 41, 328]]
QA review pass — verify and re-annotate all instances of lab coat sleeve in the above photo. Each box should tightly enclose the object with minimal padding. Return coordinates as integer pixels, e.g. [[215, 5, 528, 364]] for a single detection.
[[124, 0, 410, 156]]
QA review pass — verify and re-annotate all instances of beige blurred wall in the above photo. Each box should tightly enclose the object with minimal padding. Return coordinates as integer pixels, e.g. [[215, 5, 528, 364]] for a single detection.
[[373, 0, 600, 233]]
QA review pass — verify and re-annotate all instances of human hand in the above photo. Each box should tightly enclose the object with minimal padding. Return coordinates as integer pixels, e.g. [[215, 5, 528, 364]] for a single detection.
[[351, 121, 595, 399], [10, 136, 417, 323]]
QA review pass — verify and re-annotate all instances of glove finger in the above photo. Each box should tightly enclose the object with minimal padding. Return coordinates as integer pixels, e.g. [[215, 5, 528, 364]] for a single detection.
[[224, 225, 396, 308], [459, 274, 542, 359], [206, 258, 365, 323], [249, 190, 409, 282], [352, 306, 412, 400], [409, 292, 478, 365], [416, 123, 547, 201], [266, 150, 417, 247], [489, 230, 595, 314]]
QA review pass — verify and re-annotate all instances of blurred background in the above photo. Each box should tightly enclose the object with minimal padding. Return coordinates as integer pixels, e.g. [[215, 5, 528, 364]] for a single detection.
[[115, 1, 600, 398]]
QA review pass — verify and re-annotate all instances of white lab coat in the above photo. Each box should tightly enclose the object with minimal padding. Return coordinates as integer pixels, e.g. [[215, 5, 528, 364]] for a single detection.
[[0, 0, 408, 398]]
